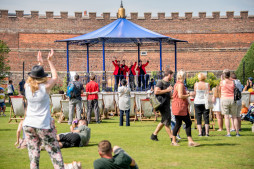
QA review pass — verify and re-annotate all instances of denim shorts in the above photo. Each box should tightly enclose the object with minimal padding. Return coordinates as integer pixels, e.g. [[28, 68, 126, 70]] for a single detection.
[[0, 102, 5, 108]]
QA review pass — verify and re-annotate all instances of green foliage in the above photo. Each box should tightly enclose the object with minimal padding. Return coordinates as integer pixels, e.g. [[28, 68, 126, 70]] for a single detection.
[[186, 72, 220, 89], [151, 71, 159, 80], [236, 43, 254, 85], [0, 40, 11, 80], [186, 74, 199, 89], [50, 75, 68, 94]]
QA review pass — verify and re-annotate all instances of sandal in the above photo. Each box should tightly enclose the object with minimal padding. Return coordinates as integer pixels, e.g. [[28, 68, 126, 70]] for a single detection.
[[188, 142, 200, 147], [171, 142, 180, 146]]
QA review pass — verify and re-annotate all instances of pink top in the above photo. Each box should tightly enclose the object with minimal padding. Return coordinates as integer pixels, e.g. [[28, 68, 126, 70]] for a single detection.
[[172, 81, 189, 116], [220, 80, 234, 99]]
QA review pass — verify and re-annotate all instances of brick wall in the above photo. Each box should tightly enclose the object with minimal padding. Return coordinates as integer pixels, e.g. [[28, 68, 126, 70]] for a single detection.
[[0, 10, 254, 85]]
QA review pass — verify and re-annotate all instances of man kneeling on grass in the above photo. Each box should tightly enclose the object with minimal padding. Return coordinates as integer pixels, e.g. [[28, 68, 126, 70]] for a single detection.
[[57, 120, 91, 148], [94, 140, 138, 169]]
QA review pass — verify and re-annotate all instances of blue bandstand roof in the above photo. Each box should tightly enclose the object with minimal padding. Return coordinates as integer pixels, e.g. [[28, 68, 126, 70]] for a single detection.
[[56, 18, 187, 45]]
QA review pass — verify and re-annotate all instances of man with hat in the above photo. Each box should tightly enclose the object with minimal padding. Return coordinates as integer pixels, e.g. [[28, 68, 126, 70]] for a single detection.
[[243, 77, 254, 92]]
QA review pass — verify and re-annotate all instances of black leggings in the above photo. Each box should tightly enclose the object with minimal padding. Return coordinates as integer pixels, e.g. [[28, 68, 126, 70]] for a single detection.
[[194, 104, 209, 125], [173, 113, 192, 137]]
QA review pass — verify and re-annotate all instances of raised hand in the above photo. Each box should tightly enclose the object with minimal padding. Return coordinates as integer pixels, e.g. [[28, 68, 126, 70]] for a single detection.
[[37, 51, 43, 65], [47, 48, 54, 61]]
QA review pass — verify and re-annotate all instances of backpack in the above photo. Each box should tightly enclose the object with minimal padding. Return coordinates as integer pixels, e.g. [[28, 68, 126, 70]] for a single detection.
[[233, 80, 241, 101], [67, 82, 79, 99]]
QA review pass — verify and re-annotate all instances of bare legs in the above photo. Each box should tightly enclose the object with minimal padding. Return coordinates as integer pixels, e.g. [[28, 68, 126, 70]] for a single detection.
[[153, 122, 172, 139], [224, 115, 230, 135], [232, 116, 239, 135], [215, 111, 223, 131]]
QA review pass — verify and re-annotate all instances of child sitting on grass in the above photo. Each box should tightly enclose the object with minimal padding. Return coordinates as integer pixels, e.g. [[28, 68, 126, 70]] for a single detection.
[[0, 87, 6, 116], [241, 101, 249, 120]]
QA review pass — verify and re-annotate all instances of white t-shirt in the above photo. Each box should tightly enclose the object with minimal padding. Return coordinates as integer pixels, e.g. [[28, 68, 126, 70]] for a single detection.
[[23, 83, 52, 129], [7, 84, 14, 93]]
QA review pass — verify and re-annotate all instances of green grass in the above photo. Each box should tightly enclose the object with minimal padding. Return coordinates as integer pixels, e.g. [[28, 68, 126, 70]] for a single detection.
[[0, 103, 254, 169]]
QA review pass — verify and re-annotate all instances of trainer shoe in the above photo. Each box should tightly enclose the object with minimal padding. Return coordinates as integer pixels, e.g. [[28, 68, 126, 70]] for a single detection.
[[225, 134, 232, 137], [236, 134, 241, 137], [230, 129, 236, 132], [150, 134, 159, 141], [176, 134, 181, 140]]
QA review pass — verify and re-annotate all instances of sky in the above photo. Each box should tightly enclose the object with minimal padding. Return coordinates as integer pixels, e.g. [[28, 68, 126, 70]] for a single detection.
[[1, 0, 254, 17]]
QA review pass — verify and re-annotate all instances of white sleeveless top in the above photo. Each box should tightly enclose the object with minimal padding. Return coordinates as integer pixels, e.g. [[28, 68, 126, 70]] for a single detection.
[[194, 82, 208, 105], [23, 83, 52, 129], [7, 84, 14, 93], [213, 97, 221, 112]]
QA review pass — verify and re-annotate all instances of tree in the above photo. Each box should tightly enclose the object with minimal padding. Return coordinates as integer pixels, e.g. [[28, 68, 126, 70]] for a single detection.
[[0, 40, 11, 80], [236, 43, 254, 85]]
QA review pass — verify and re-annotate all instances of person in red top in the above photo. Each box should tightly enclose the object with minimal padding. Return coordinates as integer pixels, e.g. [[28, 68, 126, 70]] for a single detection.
[[112, 59, 122, 91], [120, 60, 129, 83], [86, 74, 100, 124], [171, 70, 200, 147], [128, 61, 137, 91], [136, 60, 149, 90]]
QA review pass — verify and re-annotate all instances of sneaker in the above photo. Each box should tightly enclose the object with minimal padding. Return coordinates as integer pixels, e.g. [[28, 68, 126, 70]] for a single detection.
[[225, 134, 231, 137], [3, 114, 6, 116], [150, 134, 159, 141], [236, 134, 241, 137], [205, 134, 209, 137], [230, 129, 236, 132], [239, 128, 242, 131], [198, 134, 202, 137], [176, 135, 181, 140]]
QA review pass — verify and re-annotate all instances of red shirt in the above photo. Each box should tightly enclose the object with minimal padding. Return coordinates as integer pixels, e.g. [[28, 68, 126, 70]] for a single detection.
[[86, 81, 99, 100], [120, 64, 129, 77], [112, 60, 122, 75], [136, 61, 149, 75]]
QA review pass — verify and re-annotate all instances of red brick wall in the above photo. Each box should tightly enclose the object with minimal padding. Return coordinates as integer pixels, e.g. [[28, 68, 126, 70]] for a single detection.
[[0, 10, 253, 84]]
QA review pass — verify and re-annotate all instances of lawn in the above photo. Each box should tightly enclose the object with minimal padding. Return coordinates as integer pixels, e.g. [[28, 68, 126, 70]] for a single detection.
[[0, 103, 254, 169]]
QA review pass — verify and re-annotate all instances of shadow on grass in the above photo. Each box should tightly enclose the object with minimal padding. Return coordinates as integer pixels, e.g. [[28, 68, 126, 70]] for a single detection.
[[199, 143, 240, 147], [0, 129, 16, 131], [86, 143, 98, 147]]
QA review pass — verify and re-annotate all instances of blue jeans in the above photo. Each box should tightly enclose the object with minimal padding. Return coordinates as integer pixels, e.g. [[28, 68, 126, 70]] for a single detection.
[[120, 109, 130, 126]]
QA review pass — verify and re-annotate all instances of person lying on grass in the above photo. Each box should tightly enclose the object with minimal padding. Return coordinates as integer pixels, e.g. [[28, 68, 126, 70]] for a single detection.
[[94, 140, 138, 169], [57, 119, 91, 148]]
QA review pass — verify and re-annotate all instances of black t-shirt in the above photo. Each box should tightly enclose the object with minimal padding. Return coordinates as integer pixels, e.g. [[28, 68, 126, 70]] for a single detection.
[[70, 81, 84, 100], [120, 65, 125, 75], [155, 80, 171, 106], [139, 66, 145, 75], [19, 80, 25, 92], [129, 65, 133, 76]]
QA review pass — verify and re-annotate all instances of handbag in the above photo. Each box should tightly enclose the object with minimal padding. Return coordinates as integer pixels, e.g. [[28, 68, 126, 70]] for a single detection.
[[204, 83, 213, 109], [150, 94, 161, 111], [149, 80, 168, 110]]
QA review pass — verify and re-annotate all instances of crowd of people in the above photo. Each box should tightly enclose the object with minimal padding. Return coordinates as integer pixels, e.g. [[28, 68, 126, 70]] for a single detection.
[[1, 49, 253, 168], [112, 58, 150, 91]]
